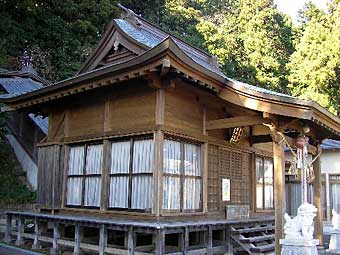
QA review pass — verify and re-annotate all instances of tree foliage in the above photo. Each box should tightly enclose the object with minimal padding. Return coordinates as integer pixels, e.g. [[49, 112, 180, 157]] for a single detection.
[[288, 0, 340, 114], [0, 0, 339, 115]]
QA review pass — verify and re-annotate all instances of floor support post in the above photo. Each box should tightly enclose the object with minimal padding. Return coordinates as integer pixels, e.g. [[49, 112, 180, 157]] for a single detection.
[[3, 214, 12, 243], [127, 227, 135, 255], [155, 229, 165, 255], [32, 217, 41, 249], [73, 224, 82, 255], [50, 222, 60, 255], [15, 216, 25, 246], [99, 224, 107, 255]]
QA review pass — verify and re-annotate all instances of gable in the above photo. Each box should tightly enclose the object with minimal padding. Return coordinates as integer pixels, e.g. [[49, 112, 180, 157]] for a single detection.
[[95, 44, 137, 70], [78, 21, 147, 75]]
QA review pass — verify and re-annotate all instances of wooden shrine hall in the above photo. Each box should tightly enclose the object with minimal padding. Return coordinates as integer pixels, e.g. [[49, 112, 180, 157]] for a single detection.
[[1, 6, 340, 255]]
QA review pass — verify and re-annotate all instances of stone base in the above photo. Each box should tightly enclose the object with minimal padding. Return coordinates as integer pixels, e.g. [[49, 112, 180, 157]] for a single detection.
[[327, 231, 340, 254], [280, 238, 319, 255]]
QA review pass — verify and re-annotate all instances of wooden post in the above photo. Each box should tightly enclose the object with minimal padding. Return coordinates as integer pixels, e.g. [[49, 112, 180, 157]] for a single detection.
[[127, 227, 135, 255], [32, 218, 41, 249], [273, 137, 285, 255], [50, 222, 60, 255], [73, 224, 82, 255], [325, 173, 331, 221], [101, 140, 110, 211], [155, 229, 165, 255], [225, 226, 233, 254], [15, 216, 24, 246], [99, 224, 107, 255], [153, 130, 164, 216], [313, 145, 323, 245], [207, 226, 213, 255], [183, 227, 189, 255], [4, 214, 12, 243]]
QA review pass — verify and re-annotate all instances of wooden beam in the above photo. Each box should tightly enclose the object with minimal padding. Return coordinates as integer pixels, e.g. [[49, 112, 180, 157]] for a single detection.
[[250, 134, 272, 144], [206, 116, 267, 130], [50, 222, 60, 255], [160, 59, 171, 76], [273, 138, 285, 255], [313, 145, 323, 246]]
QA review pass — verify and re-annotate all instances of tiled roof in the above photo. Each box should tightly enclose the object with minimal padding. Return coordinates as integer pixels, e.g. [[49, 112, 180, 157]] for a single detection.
[[0, 77, 43, 94], [0, 76, 48, 134], [115, 18, 296, 101], [321, 139, 340, 150]]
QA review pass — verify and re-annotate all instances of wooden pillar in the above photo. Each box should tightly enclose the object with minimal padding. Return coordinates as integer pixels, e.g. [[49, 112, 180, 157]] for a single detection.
[[99, 224, 107, 255], [101, 140, 110, 211], [325, 173, 331, 221], [153, 130, 164, 217], [15, 216, 24, 246], [73, 224, 82, 255], [32, 218, 41, 249], [50, 223, 60, 255], [127, 227, 135, 255], [155, 229, 165, 255], [4, 214, 12, 243], [273, 138, 285, 255], [313, 145, 323, 245], [207, 226, 213, 255]]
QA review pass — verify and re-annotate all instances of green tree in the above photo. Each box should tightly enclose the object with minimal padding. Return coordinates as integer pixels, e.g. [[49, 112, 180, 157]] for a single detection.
[[0, 0, 121, 81], [288, 0, 340, 114], [196, 0, 294, 92]]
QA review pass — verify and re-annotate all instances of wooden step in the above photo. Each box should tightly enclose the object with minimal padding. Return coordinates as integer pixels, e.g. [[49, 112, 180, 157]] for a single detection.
[[231, 225, 275, 234], [250, 243, 275, 253], [239, 234, 275, 243]]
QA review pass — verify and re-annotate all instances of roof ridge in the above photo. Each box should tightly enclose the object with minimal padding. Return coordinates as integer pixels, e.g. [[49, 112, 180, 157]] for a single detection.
[[117, 3, 219, 67]]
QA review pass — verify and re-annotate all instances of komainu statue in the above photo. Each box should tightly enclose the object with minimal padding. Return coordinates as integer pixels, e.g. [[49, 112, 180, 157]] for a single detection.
[[332, 209, 340, 231], [284, 202, 317, 240]]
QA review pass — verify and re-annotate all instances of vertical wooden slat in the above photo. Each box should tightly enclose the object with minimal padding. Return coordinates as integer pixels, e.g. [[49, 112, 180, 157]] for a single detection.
[[15, 216, 24, 246], [99, 224, 107, 255], [73, 224, 82, 255], [3, 214, 12, 243], [104, 99, 111, 132], [156, 88, 165, 125], [313, 144, 323, 245], [50, 222, 60, 255], [273, 139, 285, 255], [202, 107, 207, 136], [101, 139, 110, 210], [225, 226, 233, 254], [32, 218, 41, 249]]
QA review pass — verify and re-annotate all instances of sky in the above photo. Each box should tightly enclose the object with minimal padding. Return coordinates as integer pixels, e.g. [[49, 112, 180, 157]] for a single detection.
[[274, 0, 329, 21]]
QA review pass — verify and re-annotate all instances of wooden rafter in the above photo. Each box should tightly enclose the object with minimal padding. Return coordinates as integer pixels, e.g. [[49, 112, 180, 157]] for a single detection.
[[206, 116, 268, 131]]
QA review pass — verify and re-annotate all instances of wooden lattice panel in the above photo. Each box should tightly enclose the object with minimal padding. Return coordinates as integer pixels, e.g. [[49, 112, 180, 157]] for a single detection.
[[208, 144, 219, 211]]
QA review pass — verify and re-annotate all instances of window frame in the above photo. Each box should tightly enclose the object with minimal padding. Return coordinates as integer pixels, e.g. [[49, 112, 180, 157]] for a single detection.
[[65, 142, 103, 209], [255, 155, 274, 211], [107, 136, 154, 213], [162, 137, 203, 213]]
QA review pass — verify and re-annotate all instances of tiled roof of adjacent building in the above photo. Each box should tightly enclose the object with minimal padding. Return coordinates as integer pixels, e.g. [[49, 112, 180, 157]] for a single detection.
[[0, 70, 48, 134]]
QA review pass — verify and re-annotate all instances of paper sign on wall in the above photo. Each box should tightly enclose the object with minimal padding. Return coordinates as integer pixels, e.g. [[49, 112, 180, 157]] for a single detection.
[[222, 178, 231, 201]]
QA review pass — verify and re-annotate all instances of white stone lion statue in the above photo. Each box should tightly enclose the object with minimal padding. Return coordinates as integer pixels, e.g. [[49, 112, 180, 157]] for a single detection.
[[331, 209, 340, 231], [284, 202, 318, 240]]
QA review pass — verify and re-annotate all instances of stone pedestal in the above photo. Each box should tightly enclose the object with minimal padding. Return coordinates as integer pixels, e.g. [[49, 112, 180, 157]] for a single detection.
[[328, 230, 340, 254], [280, 238, 319, 255]]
